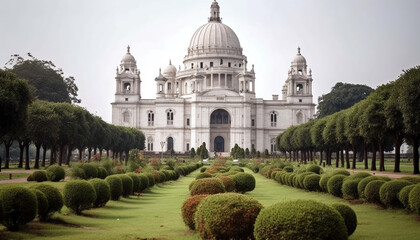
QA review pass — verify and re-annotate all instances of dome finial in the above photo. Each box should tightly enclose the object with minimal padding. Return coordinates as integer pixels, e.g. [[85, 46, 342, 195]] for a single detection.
[[169, 59, 172, 65], [127, 45, 130, 53], [159, 68, 161, 75], [209, 0, 221, 22], [297, 46, 301, 54]]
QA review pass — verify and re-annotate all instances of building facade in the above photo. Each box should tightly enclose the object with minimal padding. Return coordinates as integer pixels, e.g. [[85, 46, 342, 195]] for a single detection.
[[111, 0, 315, 154]]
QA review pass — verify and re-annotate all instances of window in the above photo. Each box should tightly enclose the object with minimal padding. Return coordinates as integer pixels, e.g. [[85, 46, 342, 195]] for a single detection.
[[220, 59, 223, 65], [271, 138, 277, 152], [239, 64, 242, 68], [299, 99, 302, 103], [123, 111, 130, 123], [298, 70, 303, 75], [200, 62, 203, 68], [123, 82, 131, 93], [191, 63, 194, 69], [251, 119, 255, 127], [210, 62, 213, 67], [296, 84, 303, 93], [187, 118, 190, 126], [167, 109, 174, 125], [228, 62, 231, 67], [168, 83, 171, 90], [297, 112, 304, 124], [270, 112, 277, 127], [186, 143, 190, 151], [148, 111, 154, 126], [176, 82, 179, 93], [159, 84, 163, 93], [147, 137, 153, 151], [125, 98, 128, 101]]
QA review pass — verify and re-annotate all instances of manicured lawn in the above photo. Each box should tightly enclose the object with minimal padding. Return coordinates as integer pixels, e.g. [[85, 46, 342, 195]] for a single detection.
[[1, 169, 420, 239], [0, 173, 30, 180]]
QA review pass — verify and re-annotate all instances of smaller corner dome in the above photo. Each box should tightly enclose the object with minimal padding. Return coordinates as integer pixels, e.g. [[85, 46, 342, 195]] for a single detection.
[[292, 46, 306, 64], [120, 46, 136, 64], [162, 60, 177, 77]]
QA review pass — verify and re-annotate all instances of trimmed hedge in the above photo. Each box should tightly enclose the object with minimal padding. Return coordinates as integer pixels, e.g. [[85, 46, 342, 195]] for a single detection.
[[181, 194, 208, 230], [303, 174, 321, 192], [331, 203, 357, 236], [30, 189, 49, 221], [409, 184, 420, 214], [400, 176, 420, 184], [217, 176, 236, 192], [97, 167, 109, 179], [283, 166, 294, 172], [63, 180, 97, 215], [117, 174, 133, 198], [332, 169, 351, 176], [398, 184, 417, 209], [342, 180, 360, 200], [379, 180, 412, 208], [79, 163, 99, 179], [0, 186, 37, 231], [254, 200, 347, 240], [319, 174, 332, 192], [345, 172, 371, 182], [196, 172, 213, 180], [306, 164, 322, 174], [46, 164, 65, 182], [190, 178, 225, 196], [88, 178, 111, 207], [105, 175, 123, 200], [327, 174, 346, 197], [145, 173, 155, 187], [232, 172, 256, 193], [195, 193, 263, 240], [365, 180, 386, 204], [296, 172, 314, 189], [31, 184, 63, 220], [138, 174, 150, 192], [358, 176, 381, 199], [31, 170, 47, 182], [126, 173, 140, 193]]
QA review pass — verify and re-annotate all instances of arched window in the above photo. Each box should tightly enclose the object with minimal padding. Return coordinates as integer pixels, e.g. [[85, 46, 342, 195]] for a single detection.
[[147, 137, 153, 151], [148, 111, 154, 126], [123, 82, 131, 93], [271, 138, 277, 153], [123, 111, 130, 123], [167, 137, 174, 151], [296, 83, 303, 93], [167, 109, 174, 125], [297, 112, 304, 124], [168, 82, 171, 90], [270, 112, 277, 127]]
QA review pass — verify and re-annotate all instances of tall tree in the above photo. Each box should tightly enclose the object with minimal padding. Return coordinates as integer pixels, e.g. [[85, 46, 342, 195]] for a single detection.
[[316, 82, 373, 118]]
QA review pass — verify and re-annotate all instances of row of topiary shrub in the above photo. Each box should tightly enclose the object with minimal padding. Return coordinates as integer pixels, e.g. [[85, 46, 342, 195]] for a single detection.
[[27, 164, 66, 182], [261, 163, 420, 215], [181, 192, 357, 239]]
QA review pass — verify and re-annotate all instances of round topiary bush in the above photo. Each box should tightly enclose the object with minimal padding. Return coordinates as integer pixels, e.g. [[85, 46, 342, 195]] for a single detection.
[[398, 184, 417, 209], [357, 176, 381, 199], [138, 173, 149, 192], [195, 193, 263, 240], [306, 164, 322, 174], [289, 173, 297, 187], [345, 172, 371, 182], [409, 184, 420, 214], [400, 176, 420, 184], [296, 172, 315, 189], [232, 172, 256, 193], [181, 194, 208, 230], [319, 174, 332, 192], [0, 186, 37, 231], [145, 173, 155, 187], [30, 189, 49, 221], [190, 178, 225, 196], [31, 170, 47, 182], [217, 176, 236, 192], [331, 203, 357, 236], [79, 163, 99, 179], [342, 180, 360, 200], [196, 172, 213, 180], [327, 174, 347, 197], [365, 180, 386, 204], [126, 173, 140, 193], [117, 174, 133, 198], [88, 178, 111, 208], [105, 175, 123, 200], [31, 184, 63, 220], [200, 167, 208, 173], [97, 167, 108, 179], [303, 174, 321, 192], [332, 169, 351, 176], [46, 164, 65, 182], [379, 180, 412, 208], [157, 171, 166, 183], [71, 167, 86, 179], [254, 199, 347, 240], [283, 166, 294, 172], [63, 180, 97, 215]]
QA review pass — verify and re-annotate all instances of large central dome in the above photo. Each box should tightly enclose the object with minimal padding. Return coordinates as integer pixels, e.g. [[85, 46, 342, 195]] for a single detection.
[[187, 1, 243, 58]]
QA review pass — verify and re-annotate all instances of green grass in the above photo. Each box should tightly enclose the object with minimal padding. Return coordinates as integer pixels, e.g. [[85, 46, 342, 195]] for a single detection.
[[1, 169, 420, 239], [0, 173, 30, 180]]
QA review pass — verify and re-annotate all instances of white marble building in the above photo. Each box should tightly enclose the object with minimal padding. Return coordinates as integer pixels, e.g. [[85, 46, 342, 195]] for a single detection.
[[112, 0, 315, 154]]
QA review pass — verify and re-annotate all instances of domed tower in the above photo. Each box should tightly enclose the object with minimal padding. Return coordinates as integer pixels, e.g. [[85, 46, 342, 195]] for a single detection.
[[177, 0, 255, 96], [283, 47, 313, 104], [162, 60, 177, 96], [114, 46, 141, 102]]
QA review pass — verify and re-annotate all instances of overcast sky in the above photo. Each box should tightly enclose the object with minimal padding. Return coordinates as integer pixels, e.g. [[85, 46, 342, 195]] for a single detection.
[[1, 0, 419, 123]]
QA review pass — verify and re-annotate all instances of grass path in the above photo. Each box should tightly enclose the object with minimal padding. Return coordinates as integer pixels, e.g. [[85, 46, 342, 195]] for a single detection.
[[245, 168, 420, 240]]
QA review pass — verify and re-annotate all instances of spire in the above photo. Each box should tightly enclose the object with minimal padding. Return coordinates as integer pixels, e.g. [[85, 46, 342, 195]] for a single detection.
[[169, 59, 172, 65], [127, 45, 130, 54], [297, 46, 301, 55], [209, 0, 221, 22]]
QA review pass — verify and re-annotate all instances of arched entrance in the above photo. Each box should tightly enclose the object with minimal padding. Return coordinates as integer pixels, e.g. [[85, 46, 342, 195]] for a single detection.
[[210, 109, 231, 152], [214, 136, 225, 152], [167, 137, 173, 151]]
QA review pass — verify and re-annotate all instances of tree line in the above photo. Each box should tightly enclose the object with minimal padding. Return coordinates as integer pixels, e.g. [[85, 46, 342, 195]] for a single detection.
[[277, 66, 420, 174]]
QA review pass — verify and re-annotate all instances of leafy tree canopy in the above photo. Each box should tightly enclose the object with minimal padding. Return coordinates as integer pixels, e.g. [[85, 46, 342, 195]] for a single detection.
[[316, 82, 373, 118], [5, 53, 81, 104]]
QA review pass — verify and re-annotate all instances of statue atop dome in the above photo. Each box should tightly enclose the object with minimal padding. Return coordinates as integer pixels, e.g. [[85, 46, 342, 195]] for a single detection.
[[209, 0, 221, 22]]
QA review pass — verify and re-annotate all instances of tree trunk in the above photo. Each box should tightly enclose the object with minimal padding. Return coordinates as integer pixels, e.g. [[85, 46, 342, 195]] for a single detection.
[[340, 149, 345, 168], [4, 140, 12, 169], [99, 148, 103, 159], [18, 141, 24, 168], [88, 147, 92, 161], [34, 144, 41, 169], [371, 143, 377, 171], [79, 148, 83, 162], [394, 134, 402, 172], [352, 145, 357, 169], [66, 145, 72, 165], [413, 137, 419, 175], [25, 142, 30, 170], [320, 150, 323, 165], [345, 145, 350, 169], [379, 140, 385, 171], [335, 150, 339, 168], [50, 144, 56, 165], [106, 149, 109, 158], [364, 142, 369, 169], [58, 144, 64, 166], [94, 148, 97, 155], [42, 145, 47, 167]]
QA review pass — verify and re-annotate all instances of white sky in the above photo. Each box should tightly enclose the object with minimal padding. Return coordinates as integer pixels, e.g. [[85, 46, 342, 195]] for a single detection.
[[1, 0, 419, 123]]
